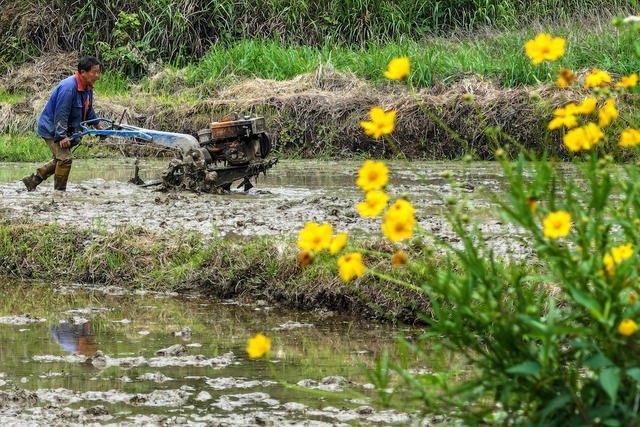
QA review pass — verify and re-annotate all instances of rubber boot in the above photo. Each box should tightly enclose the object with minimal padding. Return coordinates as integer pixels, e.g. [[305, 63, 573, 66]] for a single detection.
[[21, 174, 43, 191], [37, 159, 57, 181], [54, 162, 71, 191]]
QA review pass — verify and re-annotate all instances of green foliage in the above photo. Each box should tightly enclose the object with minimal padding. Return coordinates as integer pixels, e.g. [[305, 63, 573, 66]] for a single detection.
[[185, 30, 640, 89], [352, 14, 640, 424], [0, 133, 115, 162], [1, 0, 636, 73]]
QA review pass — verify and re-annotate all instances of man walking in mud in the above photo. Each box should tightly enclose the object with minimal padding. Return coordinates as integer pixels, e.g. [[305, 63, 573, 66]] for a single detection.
[[22, 55, 103, 192]]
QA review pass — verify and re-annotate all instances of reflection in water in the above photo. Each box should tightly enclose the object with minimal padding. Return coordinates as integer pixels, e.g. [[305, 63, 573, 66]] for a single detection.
[[49, 320, 97, 356]]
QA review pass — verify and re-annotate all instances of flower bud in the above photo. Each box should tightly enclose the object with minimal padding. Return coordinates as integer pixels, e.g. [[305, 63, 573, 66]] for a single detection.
[[463, 93, 474, 104], [463, 154, 473, 163], [447, 196, 457, 205], [495, 148, 505, 158], [581, 217, 589, 225], [461, 214, 470, 223], [441, 170, 451, 178]]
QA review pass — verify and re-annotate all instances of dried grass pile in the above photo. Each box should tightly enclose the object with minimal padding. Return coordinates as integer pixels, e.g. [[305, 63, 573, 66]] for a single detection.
[[0, 52, 77, 94]]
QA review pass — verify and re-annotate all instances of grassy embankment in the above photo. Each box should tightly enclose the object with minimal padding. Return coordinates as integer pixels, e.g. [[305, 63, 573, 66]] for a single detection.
[[3, 20, 640, 162], [0, 220, 442, 324]]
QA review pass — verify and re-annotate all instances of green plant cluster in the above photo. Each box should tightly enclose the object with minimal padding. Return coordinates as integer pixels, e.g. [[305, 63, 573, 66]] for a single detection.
[[360, 16, 640, 424], [1, 0, 636, 74]]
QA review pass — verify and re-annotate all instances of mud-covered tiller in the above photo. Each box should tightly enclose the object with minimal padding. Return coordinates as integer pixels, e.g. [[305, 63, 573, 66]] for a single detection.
[[71, 114, 278, 192]]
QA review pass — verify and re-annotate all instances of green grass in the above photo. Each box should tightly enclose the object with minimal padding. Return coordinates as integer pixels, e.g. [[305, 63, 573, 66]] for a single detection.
[[0, 133, 116, 162], [183, 29, 640, 89], [0, 90, 27, 104], [94, 71, 129, 97], [2, 0, 636, 74]]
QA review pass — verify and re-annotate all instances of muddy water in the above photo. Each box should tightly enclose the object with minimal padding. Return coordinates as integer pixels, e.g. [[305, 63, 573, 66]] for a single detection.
[[0, 158, 536, 256], [0, 281, 439, 425]]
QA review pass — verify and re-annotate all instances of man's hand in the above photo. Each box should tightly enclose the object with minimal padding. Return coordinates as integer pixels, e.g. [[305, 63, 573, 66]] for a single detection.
[[59, 137, 71, 148], [95, 123, 107, 140]]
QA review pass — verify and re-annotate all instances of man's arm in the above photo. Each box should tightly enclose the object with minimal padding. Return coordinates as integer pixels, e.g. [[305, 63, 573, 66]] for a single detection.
[[53, 89, 73, 147]]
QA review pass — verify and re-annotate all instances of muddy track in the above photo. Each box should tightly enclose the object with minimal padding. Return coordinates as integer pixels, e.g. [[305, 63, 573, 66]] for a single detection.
[[1, 159, 531, 257]]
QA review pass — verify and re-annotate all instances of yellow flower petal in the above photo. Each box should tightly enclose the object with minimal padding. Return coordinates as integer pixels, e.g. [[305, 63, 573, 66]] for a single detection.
[[543, 211, 571, 238], [337, 252, 365, 281], [525, 33, 565, 65], [356, 190, 389, 217], [384, 57, 410, 80], [619, 319, 638, 336], [297, 222, 333, 252], [329, 233, 348, 254], [246, 333, 271, 358], [356, 160, 389, 192]]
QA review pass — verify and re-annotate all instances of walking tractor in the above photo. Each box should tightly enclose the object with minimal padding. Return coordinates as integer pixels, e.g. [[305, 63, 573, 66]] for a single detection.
[[73, 114, 278, 192]]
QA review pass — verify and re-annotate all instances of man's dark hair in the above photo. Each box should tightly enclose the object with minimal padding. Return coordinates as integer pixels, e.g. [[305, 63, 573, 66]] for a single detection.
[[78, 56, 100, 73]]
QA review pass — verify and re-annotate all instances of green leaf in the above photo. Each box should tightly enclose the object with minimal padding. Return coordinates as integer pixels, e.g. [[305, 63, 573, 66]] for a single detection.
[[568, 288, 603, 319], [506, 361, 541, 376], [584, 354, 614, 370], [541, 393, 571, 421], [626, 368, 640, 382], [600, 367, 621, 405]]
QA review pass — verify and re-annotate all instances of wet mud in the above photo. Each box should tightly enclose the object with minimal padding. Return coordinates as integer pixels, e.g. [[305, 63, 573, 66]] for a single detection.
[[0, 159, 544, 257], [0, 281, 448, 425]]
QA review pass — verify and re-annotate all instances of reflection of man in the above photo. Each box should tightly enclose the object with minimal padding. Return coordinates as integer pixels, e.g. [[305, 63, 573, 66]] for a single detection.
[[22, 55, 103, 192], [49, 321, 97, 356]]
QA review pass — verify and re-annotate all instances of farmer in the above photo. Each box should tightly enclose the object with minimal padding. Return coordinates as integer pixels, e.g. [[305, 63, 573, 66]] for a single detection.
[[49, 320, 97, 356], [22, 55, 104, 192]]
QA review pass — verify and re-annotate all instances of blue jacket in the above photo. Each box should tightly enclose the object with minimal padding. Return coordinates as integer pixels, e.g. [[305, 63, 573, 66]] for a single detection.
[[37, 73, 97, 142]]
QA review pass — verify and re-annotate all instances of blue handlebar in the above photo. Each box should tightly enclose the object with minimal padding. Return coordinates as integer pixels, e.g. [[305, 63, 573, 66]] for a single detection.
[[70, 118, 153, 142]]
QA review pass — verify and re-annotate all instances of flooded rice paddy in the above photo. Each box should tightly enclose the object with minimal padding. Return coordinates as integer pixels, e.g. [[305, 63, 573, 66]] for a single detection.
[[0, 158, 540, 257], [0, 281, 442, 425], [0, 158, 576, 424]]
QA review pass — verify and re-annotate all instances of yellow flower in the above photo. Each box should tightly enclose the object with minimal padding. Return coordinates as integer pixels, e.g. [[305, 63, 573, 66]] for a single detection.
[[582, 122, 605, 149], [562, 123, 604, 152], [585, 68, 611, 89], [297, 222, 333, 252], [603, 253, 615, 275], [329, 233, 348, 254], [543, 211, 571, 238], [618, 319, 638, 336], [611, 243, 633, 264], [246, 333, 271, 359], [384, 199, 416, 221], [384, 57, 410, 80], [356, 160, 389, 192], [548, 103, 579, 130], [391, 250, 408, 266], [525, 33, 566, 65], [620, 128, 640, 148], [382, 216, 415, 242], [360, 107, 396, 139], [576, 97, 597, 115], [298, 250, 314, 268], [356, 190, 389, 217], [616, 73, 638, 88], [557, 68, 576, 88], [337, 252, 365, 281], [598, 98, 618, 127]]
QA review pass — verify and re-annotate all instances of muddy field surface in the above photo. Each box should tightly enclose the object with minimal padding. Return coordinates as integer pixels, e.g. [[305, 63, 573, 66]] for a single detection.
[[0, 159, 548, 257], [0, 281, 447, 426]]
